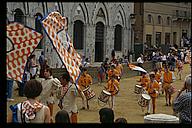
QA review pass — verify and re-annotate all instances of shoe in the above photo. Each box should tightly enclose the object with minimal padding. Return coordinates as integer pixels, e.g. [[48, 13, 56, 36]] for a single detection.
[[7, 98, 14, 102], [145, 112, 150, 115], [165, 103, 168, 106], [169, 103, 172, 106], [80, 107, 85, 110]]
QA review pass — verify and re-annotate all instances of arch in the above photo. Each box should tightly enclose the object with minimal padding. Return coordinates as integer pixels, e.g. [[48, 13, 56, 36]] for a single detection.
[[14, 8, 24, 24], [95, 22, 104, 62], [73, 20, 84, 49], [92, 2, 109, 25], [114, 24, 123, 51], [71, 3, 88, 24], [113, 4, 126, 27]]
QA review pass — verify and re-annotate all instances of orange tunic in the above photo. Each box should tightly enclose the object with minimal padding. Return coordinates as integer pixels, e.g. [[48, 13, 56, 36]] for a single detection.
[[116, 64, 123, 76], [106, 79, 120, 95], [138, 76, 150, 88], [162, 71, 173, 90], [78, 74, 93, 90], [107, 69, 120, 79], [146, 80, 160, 98], [155, 72, 162, 82]]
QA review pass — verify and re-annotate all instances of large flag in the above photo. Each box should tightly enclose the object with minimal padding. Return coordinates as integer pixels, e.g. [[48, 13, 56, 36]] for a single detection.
[[128, 64, 147, 73], [41, 11, 82, 83], [6, 22, 43, 82]]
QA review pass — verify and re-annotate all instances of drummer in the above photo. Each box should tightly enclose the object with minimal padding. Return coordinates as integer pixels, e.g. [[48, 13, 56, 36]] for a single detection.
[[145, 72, 160, 115], [154, 68, 162, 95], [78, 67, 93, 109], [160, 65, 176, 106], [137, 72, 150, 91], [104, 75, 120, 110], [107, 63, 120, 81]]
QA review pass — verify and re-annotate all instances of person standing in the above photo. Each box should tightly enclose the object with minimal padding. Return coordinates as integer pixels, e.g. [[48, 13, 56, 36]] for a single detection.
[[39, 58, 49, 78], [161, 65, 176, 106], [13, 79, 51, 123], [105, 76, 120, 110], [39, 68, 62, 123], [173, 74, 191, 124], [30, 54, 38, 79], [58, 72, 78, 123], [145, 72, 160, 115], [97, 63, 105, 84], [137, 54, 144, 68], [7, 78, 14, 101], [177, 60, 183, 80], [78, 68, 93, 109]]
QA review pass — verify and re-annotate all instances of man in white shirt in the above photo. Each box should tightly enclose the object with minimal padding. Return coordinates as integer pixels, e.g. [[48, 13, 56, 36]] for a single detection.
[[137, 54, 144, 68]]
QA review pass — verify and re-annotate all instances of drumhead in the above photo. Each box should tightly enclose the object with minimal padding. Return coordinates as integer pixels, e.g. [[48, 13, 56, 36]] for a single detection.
[[136, 85, 142, 88], [142, 94, 151, 100], [144, 114, 179, 122], [83, 87, 90, 92], [103, 90, 111, 96]]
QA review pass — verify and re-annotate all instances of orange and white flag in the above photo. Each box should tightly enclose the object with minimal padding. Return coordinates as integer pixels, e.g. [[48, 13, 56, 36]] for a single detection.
[[42, 11, 82, 83], [128, 64, 147, 73], [6, 22, 43, 82]]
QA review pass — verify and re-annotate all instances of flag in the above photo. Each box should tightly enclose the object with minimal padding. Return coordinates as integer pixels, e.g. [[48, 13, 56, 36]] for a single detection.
[[128, 64, 147, 73], [42, 11, 82, 83], [6, 22, 43, 82]]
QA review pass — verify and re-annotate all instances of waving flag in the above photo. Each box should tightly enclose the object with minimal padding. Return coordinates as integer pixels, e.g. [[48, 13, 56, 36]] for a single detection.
[[6, 22, 43, 82], [42, 11, 82, 83], [128, 64, 147, 73]]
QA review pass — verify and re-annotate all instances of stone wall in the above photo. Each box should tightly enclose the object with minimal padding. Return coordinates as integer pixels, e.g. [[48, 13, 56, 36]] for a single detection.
[[52, 61, 153, 84]]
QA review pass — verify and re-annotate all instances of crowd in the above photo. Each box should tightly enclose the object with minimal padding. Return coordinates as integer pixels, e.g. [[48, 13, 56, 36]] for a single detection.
[[6, 46, 191, 124]]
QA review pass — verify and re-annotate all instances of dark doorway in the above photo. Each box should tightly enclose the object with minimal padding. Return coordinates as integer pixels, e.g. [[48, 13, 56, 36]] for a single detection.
[[95, 22, 104, 62]]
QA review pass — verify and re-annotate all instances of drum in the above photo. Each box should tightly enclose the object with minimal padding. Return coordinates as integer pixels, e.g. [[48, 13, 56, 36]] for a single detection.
[[138, 94, 151, 107], [144, 113, 179, 123], [83, 87, 95, 100], [98, 90, 111, 103], [167, 84, 176, 95], [134, 85, 143, 94]]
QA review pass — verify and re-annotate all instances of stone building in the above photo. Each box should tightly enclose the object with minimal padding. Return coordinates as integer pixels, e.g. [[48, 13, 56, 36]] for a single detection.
[[7, 2, 134, 67], [134, 2, 191, 58]]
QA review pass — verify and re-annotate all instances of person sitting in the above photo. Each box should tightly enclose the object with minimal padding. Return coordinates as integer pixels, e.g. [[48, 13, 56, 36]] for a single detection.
[[55, 109, 70, 123], [99, 107, 114, 123]]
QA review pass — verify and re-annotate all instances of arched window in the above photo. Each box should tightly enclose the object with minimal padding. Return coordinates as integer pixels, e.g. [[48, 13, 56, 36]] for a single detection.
[[158, 15, 161, 24], [114, 24, 122, 51], [167, 17, 170, 25], [14, 8, 24, 24], [73, 20, 84, 49], [148, 14, 152, 23], [35, 13, 43, 49]]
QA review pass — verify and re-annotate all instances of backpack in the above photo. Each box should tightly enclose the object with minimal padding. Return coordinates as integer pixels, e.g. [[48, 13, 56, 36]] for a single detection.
[[9, 102, 26, 123]]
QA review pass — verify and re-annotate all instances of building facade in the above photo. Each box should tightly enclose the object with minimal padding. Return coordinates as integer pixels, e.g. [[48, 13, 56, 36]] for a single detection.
[[7, 2, 134, 67], [134, 2, 191, 57]]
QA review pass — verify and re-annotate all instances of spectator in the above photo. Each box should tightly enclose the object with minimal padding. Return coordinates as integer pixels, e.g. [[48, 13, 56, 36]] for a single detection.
[[137, 54, 144, 68], [39, 58, 49, 78], [115, 117, 128, 123], [58, 72, 78, 123], [173, 74, 191, 124], [97, 63, 105, 84], [16, 79, 50, 123], [55, 110, 70, 123], [39, 68, 62, 123], [29, 54, 38, 79], [38, 51, 45, 68], [7, 78, 14, 101], [99, 107, 114, 123]]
